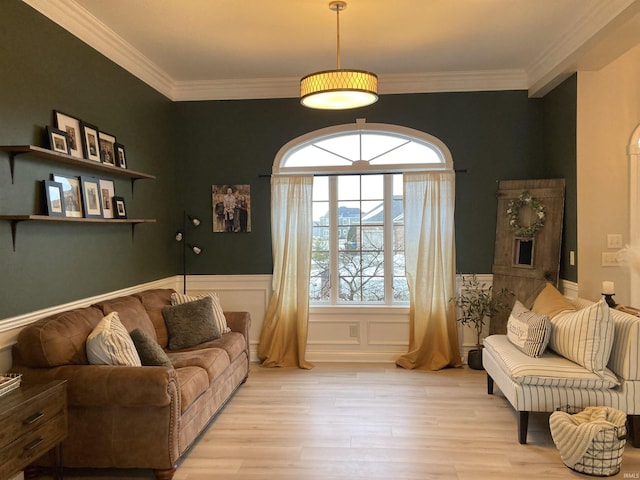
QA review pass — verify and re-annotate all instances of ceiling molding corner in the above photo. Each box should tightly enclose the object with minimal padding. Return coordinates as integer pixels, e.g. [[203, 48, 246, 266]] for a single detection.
[[22, 0, 175, 99]]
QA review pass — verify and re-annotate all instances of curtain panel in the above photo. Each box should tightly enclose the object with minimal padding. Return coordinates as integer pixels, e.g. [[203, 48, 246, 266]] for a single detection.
[[258, 175, 314, 369], [396, 171, 461, 370]]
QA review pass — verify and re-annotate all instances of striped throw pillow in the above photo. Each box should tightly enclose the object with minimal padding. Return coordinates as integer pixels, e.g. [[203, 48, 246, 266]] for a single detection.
[[86, 312, 142, 366], [171, 291, 231, 334], [548, 300, 614, 376], [506, 300, 551, 357]]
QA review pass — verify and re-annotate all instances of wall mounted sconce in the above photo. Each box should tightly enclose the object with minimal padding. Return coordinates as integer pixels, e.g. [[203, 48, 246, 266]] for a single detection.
[[176, 211, 202, 293]]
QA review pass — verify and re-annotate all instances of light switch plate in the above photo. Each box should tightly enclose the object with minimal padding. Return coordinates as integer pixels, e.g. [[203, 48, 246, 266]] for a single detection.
[[602, 252, 619, 266], [607, 234, 623, 249]]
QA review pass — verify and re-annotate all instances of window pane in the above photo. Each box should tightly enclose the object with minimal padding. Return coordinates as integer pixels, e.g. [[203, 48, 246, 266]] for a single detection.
[[313, 176, 329, 201], [362, 276, 385, 302], [361, 201, 383, 225], [362, 226, 384, 250], [393, 276, 409, 301], [337, 176, 360, 200], [361, 175, 383, 200], [339, 276, 361, 301], [369, 141, 442, 165], [315, 134, 360, 161], [286, 147, 351, 167]]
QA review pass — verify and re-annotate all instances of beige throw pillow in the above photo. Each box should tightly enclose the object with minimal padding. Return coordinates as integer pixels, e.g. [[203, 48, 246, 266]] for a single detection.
[[532, 283, 576, 318], [86, 312, 142, 366], [171, 291, 230, 334]]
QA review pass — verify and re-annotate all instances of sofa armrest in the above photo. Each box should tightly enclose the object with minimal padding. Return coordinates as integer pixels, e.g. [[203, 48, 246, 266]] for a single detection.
[[224, 311, 251, 339], [13, 364, 179, 408]]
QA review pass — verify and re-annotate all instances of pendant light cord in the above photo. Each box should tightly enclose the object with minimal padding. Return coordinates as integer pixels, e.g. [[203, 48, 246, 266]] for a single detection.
[[335, 3, 342, 70]]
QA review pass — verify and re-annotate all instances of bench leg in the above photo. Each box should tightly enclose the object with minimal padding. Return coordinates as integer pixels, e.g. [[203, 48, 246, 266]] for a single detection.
[[629, 415, 640, 447], [487, 374, 494, 394], [518, 411, 529, 444]]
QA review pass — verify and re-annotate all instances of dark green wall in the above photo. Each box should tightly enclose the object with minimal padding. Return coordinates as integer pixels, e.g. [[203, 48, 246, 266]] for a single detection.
[[173, 91, 548, 275], [542, 75, 578, 282], [0, 1, 177, 318], [0, 0, 577, 320]]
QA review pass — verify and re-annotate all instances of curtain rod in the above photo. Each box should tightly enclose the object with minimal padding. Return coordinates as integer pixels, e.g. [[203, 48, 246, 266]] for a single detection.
[[259, 169, 467, 178]]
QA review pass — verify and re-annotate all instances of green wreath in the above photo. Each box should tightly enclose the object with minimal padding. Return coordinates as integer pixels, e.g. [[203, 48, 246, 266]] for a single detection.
[[506, 191, 546, 237]]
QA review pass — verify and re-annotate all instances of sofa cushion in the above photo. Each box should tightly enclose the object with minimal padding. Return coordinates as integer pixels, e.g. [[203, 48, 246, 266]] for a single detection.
[[173, 366, 210, 413], [506, 300, 551, 357], [14, 306, 104, 367], [94, 295, 158, 342], [86, 312, 142, 366], [167, 348, 230, 384], [162, 297, 221, 350], [484, 335, 619, 389], [134, 289, 174, 349], [171, 291, 231, 334], [181, 332, 247, 363], [548, 300, 615, 377], [130, 328, 172, 367], [532, 283, 576, 318]]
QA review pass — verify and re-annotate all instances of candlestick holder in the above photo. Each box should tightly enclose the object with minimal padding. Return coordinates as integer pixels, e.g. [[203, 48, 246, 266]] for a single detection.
[[602, 293, 617, 308]]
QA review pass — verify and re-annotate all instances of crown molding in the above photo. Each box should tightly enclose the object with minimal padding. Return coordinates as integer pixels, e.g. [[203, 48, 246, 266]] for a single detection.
[[526, 0, 640, 97], [22, 0, 175, 98]]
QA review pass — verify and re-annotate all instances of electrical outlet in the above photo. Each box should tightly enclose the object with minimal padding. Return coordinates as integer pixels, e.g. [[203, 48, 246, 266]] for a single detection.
[[607, 234, 623, 249], [602, 252, 620, 267]]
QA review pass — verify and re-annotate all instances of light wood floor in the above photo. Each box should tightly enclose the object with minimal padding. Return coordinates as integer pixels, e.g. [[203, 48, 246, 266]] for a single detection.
[[50, 363, 640, 480]]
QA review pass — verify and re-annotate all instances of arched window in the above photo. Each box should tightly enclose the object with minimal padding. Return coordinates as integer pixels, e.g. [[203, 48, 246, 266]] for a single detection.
[[273, 119, 453, 306]]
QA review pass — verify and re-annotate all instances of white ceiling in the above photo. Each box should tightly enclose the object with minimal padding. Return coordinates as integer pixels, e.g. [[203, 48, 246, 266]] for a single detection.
[[23, 0, 640, 101]]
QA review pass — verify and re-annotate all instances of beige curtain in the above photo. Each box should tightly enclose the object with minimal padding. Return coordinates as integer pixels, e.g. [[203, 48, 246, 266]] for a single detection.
[[396, 171, 461, 370], [258, 175, 314, 369]]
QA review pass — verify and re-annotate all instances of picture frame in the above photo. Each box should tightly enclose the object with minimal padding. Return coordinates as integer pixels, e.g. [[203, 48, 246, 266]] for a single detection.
[[113, 196, 127, 219], [114, 143, 127, 168], [81, 122, 101, 162], [52, 174, 83, 218], [80, 176, 103, 218], [43, 180, 65, 217], [212, 184, 251, 233], [46, 126, 70, 155], [54, 110, 83, 159], [99, 179, 115, 219], [98, 131, 117, 165]]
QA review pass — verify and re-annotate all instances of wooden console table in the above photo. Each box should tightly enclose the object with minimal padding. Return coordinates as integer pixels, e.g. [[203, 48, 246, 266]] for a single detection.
[[0, 381, 67, 480]]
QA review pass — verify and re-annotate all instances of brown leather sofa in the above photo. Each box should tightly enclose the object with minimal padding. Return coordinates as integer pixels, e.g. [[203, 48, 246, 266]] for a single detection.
[[11, 288, 250, 480]]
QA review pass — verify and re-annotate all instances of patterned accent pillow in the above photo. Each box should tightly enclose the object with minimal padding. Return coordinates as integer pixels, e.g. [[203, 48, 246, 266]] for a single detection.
[[171, 291, 230, 334], [507, 300, 551, 357], [162, 296, 221, 350], [548, 300, 615, 376], [86, 312, 142, 366], [130, 328, 172, 367]]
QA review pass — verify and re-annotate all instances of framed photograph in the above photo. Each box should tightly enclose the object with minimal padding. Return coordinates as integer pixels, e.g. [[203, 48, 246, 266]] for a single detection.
[[99, 131, 117, 165], [52, 174, 83, 218], [81, 122, 101, 162], [99, 179, 115, 218], [54, 110, 83, 159], [113, 196, 127, 219], [43, 180, 65, 217], [46, 126, 70, 155], [80, 176, 103, 218], [114, 143, 127, 168], [212, 184, 251, 233]]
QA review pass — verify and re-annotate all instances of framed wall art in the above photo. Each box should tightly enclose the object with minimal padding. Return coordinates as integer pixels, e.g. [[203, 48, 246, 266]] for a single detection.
[[99, 131, 117, 165], [99, 179, 115, 218], [80, 176, 103, 218], [212, 184, 251, 233], [43, 180, 65, 217], [114, 143, 127, 168], [52, 174, 83, 218], [81, 122, 101, 162], [46, 126, 70, 155], [113, 196, 127, 219], [54, 110, 83, 159]]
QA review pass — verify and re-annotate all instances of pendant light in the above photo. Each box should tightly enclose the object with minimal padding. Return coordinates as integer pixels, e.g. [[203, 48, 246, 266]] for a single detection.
[[300, 1, 378, 110]]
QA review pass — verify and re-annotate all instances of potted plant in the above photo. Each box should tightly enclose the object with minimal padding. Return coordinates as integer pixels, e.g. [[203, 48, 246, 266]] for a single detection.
[[450, 274, 513, 369]]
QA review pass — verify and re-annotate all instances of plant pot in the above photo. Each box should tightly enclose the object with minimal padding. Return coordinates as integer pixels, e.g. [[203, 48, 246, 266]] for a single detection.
[[467, 348, 484, 370]]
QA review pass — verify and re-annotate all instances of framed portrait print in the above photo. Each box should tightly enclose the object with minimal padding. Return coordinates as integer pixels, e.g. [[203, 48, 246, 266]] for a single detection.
[[81, 122, 101, 162], [114, 143, 127, 168], [212, 184, 251, 233], [99, 131, 117, 165], [46, 126, 70, 155], [99, 179, 115, 219], [43, 180, 65, 217], [113, 196, 127, 219], [80, 176, 103, 218], [54, 110, 83, 159], [52, 174, 83, 217]]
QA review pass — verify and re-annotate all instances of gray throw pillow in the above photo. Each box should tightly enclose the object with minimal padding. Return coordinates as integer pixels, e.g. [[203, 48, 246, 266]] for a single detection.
[[130, 328, 172, 367], [162, 296, 221, 350]]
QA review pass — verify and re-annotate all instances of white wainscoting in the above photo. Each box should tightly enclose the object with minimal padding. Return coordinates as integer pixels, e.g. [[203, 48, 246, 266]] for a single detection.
[[0, 275, 580, 371]]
